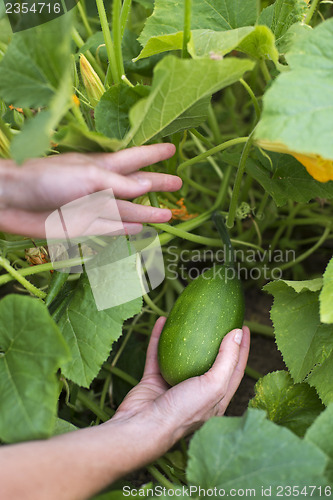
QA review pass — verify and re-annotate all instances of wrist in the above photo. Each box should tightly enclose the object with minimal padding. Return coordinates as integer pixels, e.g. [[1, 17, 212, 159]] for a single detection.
[[100, 409, 177, 479]]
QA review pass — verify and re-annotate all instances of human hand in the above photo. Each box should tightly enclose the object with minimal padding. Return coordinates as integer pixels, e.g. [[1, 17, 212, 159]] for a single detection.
[[0, 318, 249, 500], [111, 317, 250, 443], [0, 144, 181, 237]]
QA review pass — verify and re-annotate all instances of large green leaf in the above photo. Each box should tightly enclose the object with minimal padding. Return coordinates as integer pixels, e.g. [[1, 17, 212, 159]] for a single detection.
[[0, 14, 73, 108], [249, 371, 324, 437], [255, 19, 333, 161], [125, 55, 254, 146], [246, 152, 333, 206], [258, 0, 308, 43], [95, 84, 150, 140], [58, 274, 142, 388], [264, 280, 333, 404], [187, 409, 328, 491], [139, 0, 258, 48], [306, 405, 333, 484], [0, 295, 69, 443], [320, 256, 333, 324]]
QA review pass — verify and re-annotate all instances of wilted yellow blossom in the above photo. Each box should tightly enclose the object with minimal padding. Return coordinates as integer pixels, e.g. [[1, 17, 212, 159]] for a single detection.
[[256, 139, 333, 183]]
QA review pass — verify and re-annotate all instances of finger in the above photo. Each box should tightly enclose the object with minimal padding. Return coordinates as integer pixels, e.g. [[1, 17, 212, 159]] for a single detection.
[[0, 208, 52, 238], [127, 171, 183, 193], [115, 200, 172, 223], [91, 144, 176, 175], [143, 317, 167, 377], [81, 219, 143, 237], [200, 328, 244, 394], [91, 169, 154, 199], [216, 326, 250, 414]]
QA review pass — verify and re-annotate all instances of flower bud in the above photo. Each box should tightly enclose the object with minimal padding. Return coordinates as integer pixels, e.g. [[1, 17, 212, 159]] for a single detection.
[[79, 54, 105, 107], [0, 128, 10, 158]]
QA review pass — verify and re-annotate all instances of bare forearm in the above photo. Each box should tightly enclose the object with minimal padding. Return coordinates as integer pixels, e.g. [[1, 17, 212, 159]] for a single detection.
[[0, 413, 174, 500]]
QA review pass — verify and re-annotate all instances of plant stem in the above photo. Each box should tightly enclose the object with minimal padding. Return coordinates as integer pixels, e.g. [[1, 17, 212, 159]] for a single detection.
[[0, 256, 91, 286], [143, 293, 168, 316], [259, 60, 271, 84], [77, 390, 113, 421], [245, 365, 262, 380], [76, 1, 93, 37], [245, 321, 274, 337], [104, 365, 139, 386], [121, 74, 134, 87], [191, 132, 223, 179], [112, 0, 125, 78], [151, 223, 224, 247], [148, 192, 160, 208], [226, 131, 255, 229], [207, 103, 222, 144], [182, 0, 192, 58], [96, 0, 120, 84], [239, 78, 261, 121], [277, 225, 331, 272], [120, 0, 132, 36], [0, 257, 46, 299], [147, 465, 176, 490], [177, 137, 249, 177], [96, 373, 111, 425], [305, 0, 320, 24]]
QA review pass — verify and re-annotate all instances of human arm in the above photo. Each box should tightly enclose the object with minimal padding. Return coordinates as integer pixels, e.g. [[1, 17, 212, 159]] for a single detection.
[[0, 318, 250, 500], [0, 143, 181, 237]]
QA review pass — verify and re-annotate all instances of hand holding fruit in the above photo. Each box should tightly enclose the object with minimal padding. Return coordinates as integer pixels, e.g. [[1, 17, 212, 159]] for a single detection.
[[111, 317, 250, 440], [0, 143, 181, 237]]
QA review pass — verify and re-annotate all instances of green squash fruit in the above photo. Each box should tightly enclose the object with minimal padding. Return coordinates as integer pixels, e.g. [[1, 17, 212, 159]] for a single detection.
[[158, 264, 245, 386]]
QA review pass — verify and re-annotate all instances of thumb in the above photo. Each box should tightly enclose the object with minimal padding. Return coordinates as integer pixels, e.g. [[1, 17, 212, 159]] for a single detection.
[[202, 328, 244, 392]]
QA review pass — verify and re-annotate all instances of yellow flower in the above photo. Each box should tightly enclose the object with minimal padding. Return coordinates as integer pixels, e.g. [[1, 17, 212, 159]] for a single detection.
[[79, 54, 105, 108], [256, 139, 333, 183]]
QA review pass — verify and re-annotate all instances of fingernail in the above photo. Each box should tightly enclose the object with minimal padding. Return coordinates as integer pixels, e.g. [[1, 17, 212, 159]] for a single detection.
[[234, 328, 243, 345]]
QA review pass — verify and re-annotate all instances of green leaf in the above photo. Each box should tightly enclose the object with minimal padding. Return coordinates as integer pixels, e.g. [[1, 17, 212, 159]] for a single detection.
[[237, 25, 278, 64], [0, 295, 69, 443], [246, 152, 333, 206], [188, 25, 278, 64], [255, 19, 333, 161], [275, 278, 324, 294], [188, 27, 253, 58], [306, 404, 333, 484], [160, 96, 211, 138], [139, 0, 258, 48], [320, 256, 333, 324], [307, 353, 333, 407], [10, 70, 72, 163], [125, 55, 254, 146], [258, 0, 308, 42], [187, 409, 328, 490], [249, 371, 324, 437], [54, 123, 122, 152], [275, 22, 312, 54], [53, 418, 78, 435], [58, 274, 142, 388], [264, 280, 333, 404], [136, 25, 278, 64], [0, 14, 73, 108], [95, 84, 150, 140], [134, 32, 184, 61]]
